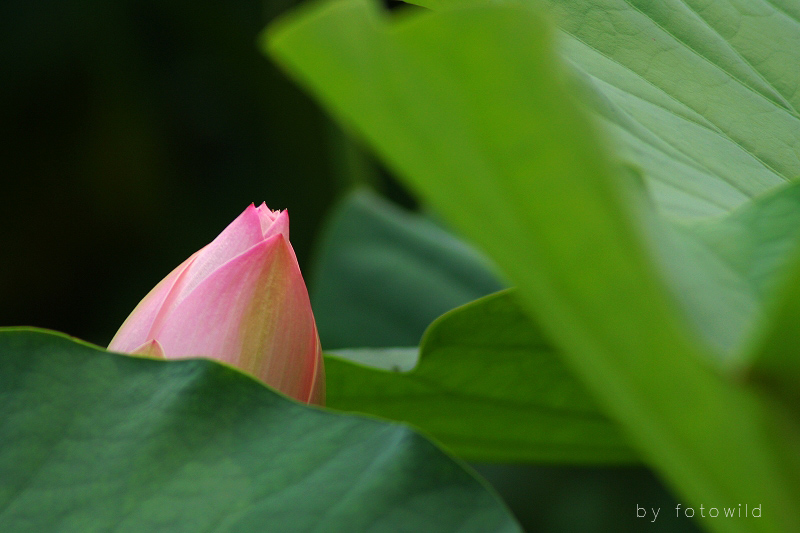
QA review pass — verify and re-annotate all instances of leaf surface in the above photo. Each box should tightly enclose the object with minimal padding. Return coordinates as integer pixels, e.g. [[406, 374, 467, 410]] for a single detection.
[[311, 189, 504, 349], [0, 329, 520, 533], [409, 0, 800, 218], [326, 290, 636, 463]]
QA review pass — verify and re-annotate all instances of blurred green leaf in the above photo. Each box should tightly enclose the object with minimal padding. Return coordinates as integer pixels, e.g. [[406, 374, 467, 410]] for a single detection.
[[320, 184, 800, 463], [0, 328, 520, 533], [349, 0, 800, 362], [397, 0, 800, 361], [746, 220, 800, 417], [653, 180, 800, 359], [748, 263, 800, 415], [686, 181, 800, 301], [327, 290, 636, 463], [266, 1, 800, 531], [311, 189, 504, 348]]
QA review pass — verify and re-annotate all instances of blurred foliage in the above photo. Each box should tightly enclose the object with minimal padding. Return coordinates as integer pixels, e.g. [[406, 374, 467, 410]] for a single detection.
[[269, 0, 800, 530], [314, 191, 695, 532]]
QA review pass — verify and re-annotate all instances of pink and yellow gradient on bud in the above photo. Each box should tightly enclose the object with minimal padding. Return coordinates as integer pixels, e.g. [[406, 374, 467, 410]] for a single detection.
[[109, 203, 324, 405]]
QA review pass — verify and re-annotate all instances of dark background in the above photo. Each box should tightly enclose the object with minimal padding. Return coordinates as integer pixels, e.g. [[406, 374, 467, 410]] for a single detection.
[[0, 1, 696, 531], [0, 0, 342, 346]]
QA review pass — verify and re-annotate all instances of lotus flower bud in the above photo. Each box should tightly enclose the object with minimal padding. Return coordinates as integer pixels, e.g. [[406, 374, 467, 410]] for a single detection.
[[109, 204, 324, 404]]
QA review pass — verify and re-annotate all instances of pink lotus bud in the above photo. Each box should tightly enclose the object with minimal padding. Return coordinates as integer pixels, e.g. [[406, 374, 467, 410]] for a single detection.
[[109, 203, 324, 405]]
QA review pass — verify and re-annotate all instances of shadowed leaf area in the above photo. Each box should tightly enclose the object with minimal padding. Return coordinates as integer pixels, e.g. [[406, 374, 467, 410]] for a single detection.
[[326, 290, 635, 464]]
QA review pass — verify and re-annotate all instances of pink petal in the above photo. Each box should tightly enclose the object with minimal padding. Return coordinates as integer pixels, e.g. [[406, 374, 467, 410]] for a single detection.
[[144, 205, 267, 336], [181, 204, 265, 297], [108, 252, 198, 353], [151, 234, 323, 403]]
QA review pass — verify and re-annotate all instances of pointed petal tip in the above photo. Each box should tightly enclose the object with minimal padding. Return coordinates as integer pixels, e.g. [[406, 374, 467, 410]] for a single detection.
[[256, 203, 284, 230], [130, 339, 166, 359]]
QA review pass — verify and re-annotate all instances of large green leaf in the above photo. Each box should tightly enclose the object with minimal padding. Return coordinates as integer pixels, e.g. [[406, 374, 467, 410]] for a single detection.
[[311, 189, 504, 349], [411, 0, 800, 219], [266, 2, 800, 531], [326, 290, 635, 463], [0, 328, 520, 532], [548, 0, 800, 219], [385, 0, 800, 360]]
